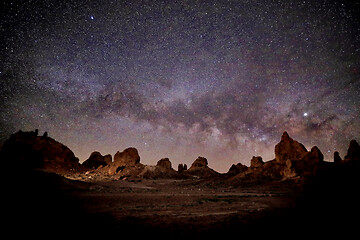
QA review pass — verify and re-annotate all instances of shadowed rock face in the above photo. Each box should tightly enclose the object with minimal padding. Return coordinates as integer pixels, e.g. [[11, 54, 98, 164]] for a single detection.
[[334, 151, 342, 163], [178, 164, 187, 172], [282, 146, 324, 178], [82, 151, 112, 169], [227, 163, 248, 175], [139, 158, 179, 179], [275, 132, 308, 163], [0, 130, 81, 174], [187, 156, 219, 178], [189, 156, 208, 169], [156, 158, 172, 170], [250, 156, 264, 168], [345, 140, 360, 161]]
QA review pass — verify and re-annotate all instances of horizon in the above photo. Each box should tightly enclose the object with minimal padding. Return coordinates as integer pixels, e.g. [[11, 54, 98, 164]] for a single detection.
[[1, 1, 359, 173]]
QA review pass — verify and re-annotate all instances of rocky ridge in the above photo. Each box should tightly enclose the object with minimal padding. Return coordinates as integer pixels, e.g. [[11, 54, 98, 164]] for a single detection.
[[0, 130, 82, 175], [1, 130, 359, 185]]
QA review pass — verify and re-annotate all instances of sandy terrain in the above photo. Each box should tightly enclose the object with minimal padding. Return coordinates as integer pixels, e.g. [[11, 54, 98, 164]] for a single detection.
[[4, 169, 360, 239], [69, 178, 303, 238]]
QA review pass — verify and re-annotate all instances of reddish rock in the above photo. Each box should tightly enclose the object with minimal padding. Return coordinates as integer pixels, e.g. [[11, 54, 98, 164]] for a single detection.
[[230, 159, 283, 184], [156, 158, 172, 170], [282, 146, 323, 178], [103, 154, 112, 165], [229, 132, 325, 184], [178, 164, 187, 172], [227, 163, 248, 175], [140, 158, 179, 179], [114, 148, 140, 166], [250, 156, 264, 168], [189, 156, 208, 169], [108, 147, 141, 175], [275, 131, 308, 163], [187, 157, 219, 177]]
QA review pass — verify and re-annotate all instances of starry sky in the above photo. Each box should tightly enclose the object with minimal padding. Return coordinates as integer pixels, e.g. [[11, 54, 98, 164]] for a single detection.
[[1, 0, 360, 172]]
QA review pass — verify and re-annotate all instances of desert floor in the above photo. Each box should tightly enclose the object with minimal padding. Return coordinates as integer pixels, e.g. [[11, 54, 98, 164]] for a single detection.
[[7, 171, 358, 239], [71, 178, 305, 237]]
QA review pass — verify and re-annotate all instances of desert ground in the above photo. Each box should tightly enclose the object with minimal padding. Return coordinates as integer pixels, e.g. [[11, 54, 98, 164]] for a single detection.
[[11, 171, 301, 238], [4, 166, 360, 239], [73, 178, 299, 234]]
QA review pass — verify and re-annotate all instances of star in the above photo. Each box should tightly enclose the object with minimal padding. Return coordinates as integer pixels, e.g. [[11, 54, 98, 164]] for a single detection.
[[1, 0, 359, 172]]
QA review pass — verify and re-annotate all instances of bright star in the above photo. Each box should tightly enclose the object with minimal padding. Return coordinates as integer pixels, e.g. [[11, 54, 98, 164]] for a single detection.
[[303, 112, 308, 117]]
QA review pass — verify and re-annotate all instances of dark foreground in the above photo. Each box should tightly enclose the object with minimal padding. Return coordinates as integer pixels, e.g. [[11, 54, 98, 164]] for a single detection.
[[4, 168, 360, 239]]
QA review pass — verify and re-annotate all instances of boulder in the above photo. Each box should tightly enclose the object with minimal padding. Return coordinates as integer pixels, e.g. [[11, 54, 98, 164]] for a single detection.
[[187, 157, 219, 177], [82, 151, 112, 169], [275, 131, 308, 163], [227, 163, 248, 175], [282, 146, 323, 178], [156, 158, 172, 170], [103, 154, 112, 165], [114, 147, 140, 166], [108, 147, 141, 175], [140, 158, 179, 179], [230, 159, 283, 185], [178, 164, 188, 172], [250, 156, 264, 168], [189, 156, 208, 169]]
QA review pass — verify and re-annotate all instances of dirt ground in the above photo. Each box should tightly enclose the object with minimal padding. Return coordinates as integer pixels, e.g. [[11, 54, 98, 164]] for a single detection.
[[69, 178, 304, 238], [6, 170, 359, 238]]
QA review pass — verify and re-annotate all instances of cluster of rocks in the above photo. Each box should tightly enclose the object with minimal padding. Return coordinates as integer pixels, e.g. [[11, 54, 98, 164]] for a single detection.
[[1, 129, 359, 184], [227, 131, 360, 185], [227, 132, 324, 184], [0, 129, 221, 180]]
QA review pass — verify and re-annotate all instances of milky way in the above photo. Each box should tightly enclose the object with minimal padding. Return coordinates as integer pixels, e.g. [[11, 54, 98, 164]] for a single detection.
[[1, 0, 360, 172]]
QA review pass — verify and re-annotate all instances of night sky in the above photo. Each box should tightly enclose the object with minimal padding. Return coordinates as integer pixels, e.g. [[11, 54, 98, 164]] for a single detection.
[[1, 0, 359, 172]]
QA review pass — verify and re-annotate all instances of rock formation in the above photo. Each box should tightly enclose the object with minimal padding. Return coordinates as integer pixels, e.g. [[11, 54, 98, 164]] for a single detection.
[[108, 147, 142, 175], [229, 132, 324, 184], [334, 151, 342, 163], [156, 158, 172, 170], [178, 164, 187, 172], [139, 158, 179, 178], [250, 156, 264, 168], [0, 130, 81, 174], [344, 140, 360, 161], [4, 129, 355, 185], [227, 163, 248, 175], [275, 131, 308, 162], [281, 145, 324, 178], [187, 156, 219, 177], [114, 147, 140, 166], [189, 156, 208, 169], [82, 151, 112, 169]]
